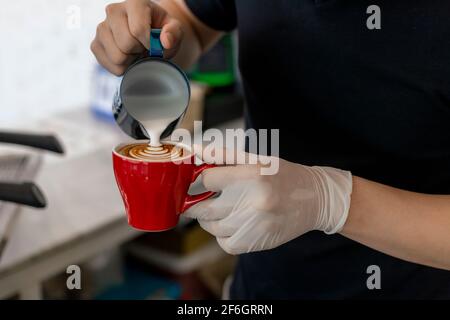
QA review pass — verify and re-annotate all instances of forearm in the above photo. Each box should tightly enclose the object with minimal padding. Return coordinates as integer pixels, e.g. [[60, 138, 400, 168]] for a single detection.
[[159, 0, 223, 69], [341, 176, 450, 270]]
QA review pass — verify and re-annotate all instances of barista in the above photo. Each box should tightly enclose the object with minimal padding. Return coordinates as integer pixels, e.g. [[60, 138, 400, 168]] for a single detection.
[[91, 0, 450, 299]]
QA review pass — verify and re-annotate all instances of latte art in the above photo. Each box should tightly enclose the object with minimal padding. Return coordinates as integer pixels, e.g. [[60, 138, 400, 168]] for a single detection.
[[120, 143, 184, 161]]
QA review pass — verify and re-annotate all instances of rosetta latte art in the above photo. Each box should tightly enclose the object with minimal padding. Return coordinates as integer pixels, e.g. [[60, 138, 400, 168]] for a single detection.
[[119, 143, 184, 161]]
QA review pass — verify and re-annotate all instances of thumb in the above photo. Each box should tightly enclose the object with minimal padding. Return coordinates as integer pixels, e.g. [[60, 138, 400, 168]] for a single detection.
[[161, 18, 183, 58]]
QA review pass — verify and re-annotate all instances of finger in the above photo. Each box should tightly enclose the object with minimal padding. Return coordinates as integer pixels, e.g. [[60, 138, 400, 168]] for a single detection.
[[126, 0, 170, 49], [90, 38, 127, 76], [160, 18, 183, 58], [198, 219, 236, 238], [218, 216, 279, 255], [97, 22, 136, 66], [183, 198, 230, 221], [183, 198, 212, 219], [201, 165, 260, 192], [107, 3, 145, 54], [217, 237, 242, 255], [125, 0, 154, 49]]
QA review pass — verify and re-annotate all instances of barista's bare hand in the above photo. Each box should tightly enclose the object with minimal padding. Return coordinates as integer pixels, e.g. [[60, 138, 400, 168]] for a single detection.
[[91, 0, 183, 75]]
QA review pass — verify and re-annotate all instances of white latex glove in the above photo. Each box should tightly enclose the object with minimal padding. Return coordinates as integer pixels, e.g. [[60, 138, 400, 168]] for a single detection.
[[185, 148, 353, 255]]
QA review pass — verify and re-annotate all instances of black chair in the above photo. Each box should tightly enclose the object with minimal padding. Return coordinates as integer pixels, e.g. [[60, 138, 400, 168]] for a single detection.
[[0, 132, 64, 208]]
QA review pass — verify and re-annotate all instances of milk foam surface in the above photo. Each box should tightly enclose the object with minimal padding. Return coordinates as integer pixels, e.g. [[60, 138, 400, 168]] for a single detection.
[[120, 143, 184, 161]]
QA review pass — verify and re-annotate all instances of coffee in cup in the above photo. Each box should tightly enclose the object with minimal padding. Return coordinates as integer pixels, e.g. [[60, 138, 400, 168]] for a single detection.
[[118, 143, 184, 161]]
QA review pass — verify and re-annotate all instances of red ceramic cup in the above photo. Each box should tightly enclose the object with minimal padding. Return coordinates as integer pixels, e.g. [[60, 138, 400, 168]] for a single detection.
[[112, 142, 215, 232]]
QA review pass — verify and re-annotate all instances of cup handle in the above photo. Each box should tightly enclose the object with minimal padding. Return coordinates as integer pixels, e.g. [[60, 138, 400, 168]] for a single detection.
[[149, 29, 163, 58], [181, 163, 216, 213]]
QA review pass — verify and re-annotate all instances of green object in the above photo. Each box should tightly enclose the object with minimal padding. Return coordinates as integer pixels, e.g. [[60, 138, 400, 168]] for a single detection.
[[189, 34, 235, 87]]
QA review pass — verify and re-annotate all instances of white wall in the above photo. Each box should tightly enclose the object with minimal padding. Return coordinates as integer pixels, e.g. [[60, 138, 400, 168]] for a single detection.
[[0, 0, 113, 128]]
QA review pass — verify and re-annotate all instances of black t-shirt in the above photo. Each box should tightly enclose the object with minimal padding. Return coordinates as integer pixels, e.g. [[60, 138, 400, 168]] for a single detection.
[[186, 0, 450, 299]]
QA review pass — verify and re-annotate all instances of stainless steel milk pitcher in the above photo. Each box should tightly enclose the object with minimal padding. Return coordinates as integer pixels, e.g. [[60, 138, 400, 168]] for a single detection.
[[112, 29, 191, 142]]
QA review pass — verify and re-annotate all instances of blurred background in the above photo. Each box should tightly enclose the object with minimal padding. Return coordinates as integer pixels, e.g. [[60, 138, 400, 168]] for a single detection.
[[0, 0, 244, 300], [0, 0, 110, 127]]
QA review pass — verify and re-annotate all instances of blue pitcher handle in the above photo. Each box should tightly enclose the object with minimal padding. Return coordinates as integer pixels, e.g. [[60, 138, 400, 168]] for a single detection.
[[149, 29, 164, 58]]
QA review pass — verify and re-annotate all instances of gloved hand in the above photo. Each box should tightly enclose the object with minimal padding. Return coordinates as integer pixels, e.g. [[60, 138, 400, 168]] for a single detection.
[[185, 148, 353, 255]]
